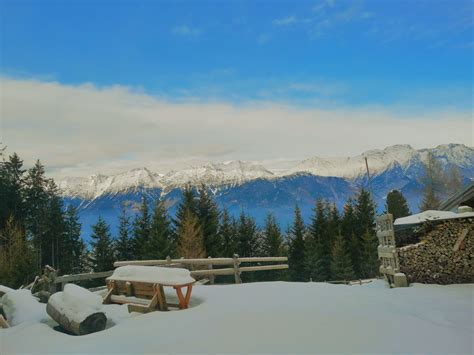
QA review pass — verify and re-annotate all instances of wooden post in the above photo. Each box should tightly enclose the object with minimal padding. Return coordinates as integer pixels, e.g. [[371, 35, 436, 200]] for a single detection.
[[0, 315, 9, 329], [233, 254, 242, 284], [208, 256, 215, 285]]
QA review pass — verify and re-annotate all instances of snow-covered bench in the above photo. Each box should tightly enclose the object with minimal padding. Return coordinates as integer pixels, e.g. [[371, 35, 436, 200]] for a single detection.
[[103, 266, 196, 313]]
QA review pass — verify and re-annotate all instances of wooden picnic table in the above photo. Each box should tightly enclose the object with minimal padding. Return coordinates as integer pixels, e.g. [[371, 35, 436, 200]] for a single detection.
[[102, 266, 195, 313]]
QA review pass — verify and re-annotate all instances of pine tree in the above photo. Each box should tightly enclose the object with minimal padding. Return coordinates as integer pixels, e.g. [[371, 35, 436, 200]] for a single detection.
[[262, 213, 284, 257], [419, 152, 444, 211], [354, 189, 376, 279], [89, 217, 115, 272], [219, 208, 237, 257], [0, 216, 37, 288], [197, 185, 221, 257], [261, 212, 285, 281], [24, 160, 49, 271], [236, 211, 259, 257], [331, 233, 355, 281], [177, 210, 205, 259], [174, 185, 198, 232], [62, 205, 84, 274], [132, 196, 151, 259], [341, 199, 360, 276], [306, 200, 331, 281], [360, 229, 379, 278], [0, 153, 26, 229], [146, 200, 175, 259], [44, 179, 66, 270], [116, 206, 133, 261], [386, 190, 410, 220], [288, 205, 306, 282]]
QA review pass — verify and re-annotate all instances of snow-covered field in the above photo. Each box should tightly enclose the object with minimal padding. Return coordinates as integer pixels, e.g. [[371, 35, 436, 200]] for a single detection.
[[1, 280, 473, 354]]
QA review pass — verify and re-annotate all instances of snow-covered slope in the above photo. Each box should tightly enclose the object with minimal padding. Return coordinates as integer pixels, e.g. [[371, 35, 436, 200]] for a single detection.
[[163, 161, 274, 189], [58, 168, 164, 200], [58, 144, 473, 199], [2, 281, 473, 354], [287, 144, 474, 179]]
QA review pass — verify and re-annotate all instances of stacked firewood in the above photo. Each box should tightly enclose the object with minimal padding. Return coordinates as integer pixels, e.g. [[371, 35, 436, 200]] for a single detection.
[[397, 218, 473, 284]]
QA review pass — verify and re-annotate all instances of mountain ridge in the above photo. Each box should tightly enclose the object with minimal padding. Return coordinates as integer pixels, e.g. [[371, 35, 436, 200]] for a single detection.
[[59, 143, 474, 200]]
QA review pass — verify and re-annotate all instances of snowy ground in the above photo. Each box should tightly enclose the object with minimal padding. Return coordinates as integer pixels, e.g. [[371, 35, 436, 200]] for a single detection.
[[1, 280, 473, 354]]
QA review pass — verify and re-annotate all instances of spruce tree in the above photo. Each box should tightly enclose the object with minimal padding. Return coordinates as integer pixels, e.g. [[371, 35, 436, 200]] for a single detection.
[[262, 213, 285, 281], [236, 211, 259, 258], [197, 185, 221, 257], [1, 153, 26, 229], [354, 189, 377, 279], [331, 233, 355, 281], [116, 206, 133, 261], [146, 200, 175, 259], [24, 160, 49, 271], [62, 205, 84, 274], [262, 213, 284, 257], [44, 179, 66, 270], [177, 210, 205, 259], [288, 205, 306, 282], [341, 199, 359, 275], [306, 200, 331, 281], [386, 190, 410, 220], [0, 216, 37, 288], [174, 185, 198, 231], [360, 229, 379, 278], [219, 208, 237, 257], [132, 196, 151, 259], [89, 217, 115, 272]]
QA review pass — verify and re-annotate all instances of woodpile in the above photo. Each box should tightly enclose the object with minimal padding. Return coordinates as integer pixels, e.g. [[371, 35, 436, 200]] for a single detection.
[[397, 218, 473, 284]]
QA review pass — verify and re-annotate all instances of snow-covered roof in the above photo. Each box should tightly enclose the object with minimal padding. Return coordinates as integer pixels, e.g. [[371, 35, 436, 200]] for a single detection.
[[394, 210, 474, 226]]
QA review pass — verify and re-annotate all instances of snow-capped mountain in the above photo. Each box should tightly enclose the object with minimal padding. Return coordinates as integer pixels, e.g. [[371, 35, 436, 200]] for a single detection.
[[59, 144, 474, 199], [59, 167, 164, 200], [59, 144, 473, 241]]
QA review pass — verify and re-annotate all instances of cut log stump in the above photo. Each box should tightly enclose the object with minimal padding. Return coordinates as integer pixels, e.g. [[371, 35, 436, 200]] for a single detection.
[[46, 296, 107, 335]]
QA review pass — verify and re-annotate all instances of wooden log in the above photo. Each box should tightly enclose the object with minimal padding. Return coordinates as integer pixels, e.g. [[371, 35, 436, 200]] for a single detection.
[[54, 270, 114, 284], [239, 264, 289, 272], [207, 257, 215, 285], [0, 314, 9, 329], [233, 254, 242, 284], [46, 296, 107, 335], [114, 256, 288, 267]]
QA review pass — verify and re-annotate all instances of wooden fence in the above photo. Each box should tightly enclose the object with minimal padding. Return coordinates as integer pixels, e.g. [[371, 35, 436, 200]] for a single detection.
[[376, 213, 399, 284], [376, 213, 408, 287], [51, 255, 288, 291]]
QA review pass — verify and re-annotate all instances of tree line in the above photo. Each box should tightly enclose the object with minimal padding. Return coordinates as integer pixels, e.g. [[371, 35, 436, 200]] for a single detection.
[[1, 149, 460, 288]]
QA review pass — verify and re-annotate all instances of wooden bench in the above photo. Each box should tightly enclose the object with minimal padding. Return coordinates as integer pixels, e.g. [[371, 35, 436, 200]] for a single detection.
[[102, 266, 195, 313]]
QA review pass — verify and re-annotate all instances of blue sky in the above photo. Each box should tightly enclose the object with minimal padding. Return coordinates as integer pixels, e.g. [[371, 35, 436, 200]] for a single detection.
[[0, 0, 472, 176], [1, 0, 472, 108]]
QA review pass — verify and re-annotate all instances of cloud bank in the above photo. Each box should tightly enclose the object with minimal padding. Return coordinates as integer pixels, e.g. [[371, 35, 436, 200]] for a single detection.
[[0, 77, 471, 178]]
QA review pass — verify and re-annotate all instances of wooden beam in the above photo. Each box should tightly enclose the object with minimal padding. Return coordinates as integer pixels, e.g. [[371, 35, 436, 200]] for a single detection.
[[239, 264, 289, 273], [114, 256, 288, 268], [55, 270, 113, 284]]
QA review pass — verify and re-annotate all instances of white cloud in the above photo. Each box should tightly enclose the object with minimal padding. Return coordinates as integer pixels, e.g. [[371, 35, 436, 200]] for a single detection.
[[0, 77, 471, 178], [172, 25, 201, 36], [273, 16, 298, 26], [257, 33, 271, 44]]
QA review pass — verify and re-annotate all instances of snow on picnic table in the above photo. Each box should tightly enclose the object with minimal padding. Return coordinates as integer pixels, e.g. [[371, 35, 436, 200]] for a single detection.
[[107, 265, 196, 285], [1, 280, 473, 354]]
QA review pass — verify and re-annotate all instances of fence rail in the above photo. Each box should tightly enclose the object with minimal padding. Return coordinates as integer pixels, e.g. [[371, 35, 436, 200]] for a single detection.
[[51, 255, 288, 291]]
